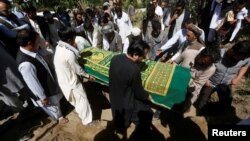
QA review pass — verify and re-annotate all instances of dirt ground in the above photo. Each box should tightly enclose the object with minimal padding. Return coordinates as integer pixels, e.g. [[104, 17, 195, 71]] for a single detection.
[[1, 82, 250, 141]]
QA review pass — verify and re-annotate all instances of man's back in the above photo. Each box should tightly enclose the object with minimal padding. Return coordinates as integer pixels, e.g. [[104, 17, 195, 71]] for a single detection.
[[109, 54, 138, 110]]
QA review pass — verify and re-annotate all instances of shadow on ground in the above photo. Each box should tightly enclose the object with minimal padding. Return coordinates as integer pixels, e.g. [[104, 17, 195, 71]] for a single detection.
[[159, 108, 207, 141], [84, 82, 111, 120], [94, 121, 166, 141], [200, 103, 241, 124], [0, 107, 48, 140]]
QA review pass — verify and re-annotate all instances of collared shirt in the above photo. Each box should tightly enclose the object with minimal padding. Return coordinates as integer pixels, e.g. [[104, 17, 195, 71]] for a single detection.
[[18, 48, 53, 100], [210, 48, 250, 86]]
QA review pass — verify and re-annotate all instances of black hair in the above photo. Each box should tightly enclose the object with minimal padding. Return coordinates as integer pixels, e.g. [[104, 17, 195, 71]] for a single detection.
[[176, 0, 186, 8], [43, 10, 53, 19], [98, 13, 110, 25], [58, 27, 76, 42], [236, 0, 247, 5], [194, 45, 222, 70], [23, 4, 36, 13], [83, 19, 93, 31], [43, 10, 51, 16], [127, 39, 150, 57], [16, 29, 38, 46], [151, 19, 162, 31], [146, 3, 156, 19], [231, 41, 250, 58], [194, 48, 214, 70], [205, 42, 221, 63], [103, 5, 109, 11], [85, 8, 94, 19], [151, 19, 162, 37]]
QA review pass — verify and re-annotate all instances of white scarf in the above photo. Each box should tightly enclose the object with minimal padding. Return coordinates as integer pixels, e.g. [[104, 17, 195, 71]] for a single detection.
[[102, 36, 110, 51], [57, 40, 81, 58]]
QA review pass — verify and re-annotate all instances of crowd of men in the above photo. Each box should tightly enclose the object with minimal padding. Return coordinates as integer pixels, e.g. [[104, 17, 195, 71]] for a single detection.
[[1, 0, 250, 140]]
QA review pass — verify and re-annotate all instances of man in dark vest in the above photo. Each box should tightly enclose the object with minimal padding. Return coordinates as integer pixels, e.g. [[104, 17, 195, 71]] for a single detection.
[[16, 29, 68, 124], [167, 0, 191, 39]]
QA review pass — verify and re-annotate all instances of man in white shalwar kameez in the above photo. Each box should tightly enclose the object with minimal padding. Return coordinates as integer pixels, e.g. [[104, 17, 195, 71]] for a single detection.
[[54, 27, 94, 125], [113, 5, 133, 44]]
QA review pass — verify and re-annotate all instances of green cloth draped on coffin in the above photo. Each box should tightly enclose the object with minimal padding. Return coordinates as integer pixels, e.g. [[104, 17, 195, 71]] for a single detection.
[[80, 47, 191, 110]]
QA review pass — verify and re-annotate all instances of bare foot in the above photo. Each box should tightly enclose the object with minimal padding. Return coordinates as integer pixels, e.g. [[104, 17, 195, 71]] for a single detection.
[[86, 120, 100, 127], [59, 117, 69, 124]]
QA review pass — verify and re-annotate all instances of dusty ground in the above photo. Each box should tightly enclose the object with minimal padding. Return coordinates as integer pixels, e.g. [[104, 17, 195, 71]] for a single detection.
[[1, 81, 250, 141]]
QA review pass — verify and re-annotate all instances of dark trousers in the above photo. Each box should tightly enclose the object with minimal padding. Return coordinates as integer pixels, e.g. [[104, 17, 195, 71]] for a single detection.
[[113, 103, 153, 139], [194, 84, 232, 111]]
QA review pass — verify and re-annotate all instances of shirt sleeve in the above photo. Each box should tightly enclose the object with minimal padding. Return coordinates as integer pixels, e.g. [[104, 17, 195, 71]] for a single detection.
[[161, 30, 181, 51], [12, 24, 30, 31], [67, 51, 90, 78], [229, 19, 241, 41], [18, 62, 46, 100]]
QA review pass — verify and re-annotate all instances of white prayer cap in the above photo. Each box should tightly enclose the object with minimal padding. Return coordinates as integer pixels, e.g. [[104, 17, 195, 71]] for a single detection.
[[103, 2, 110, 7], [131, 27, 141, 36]]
